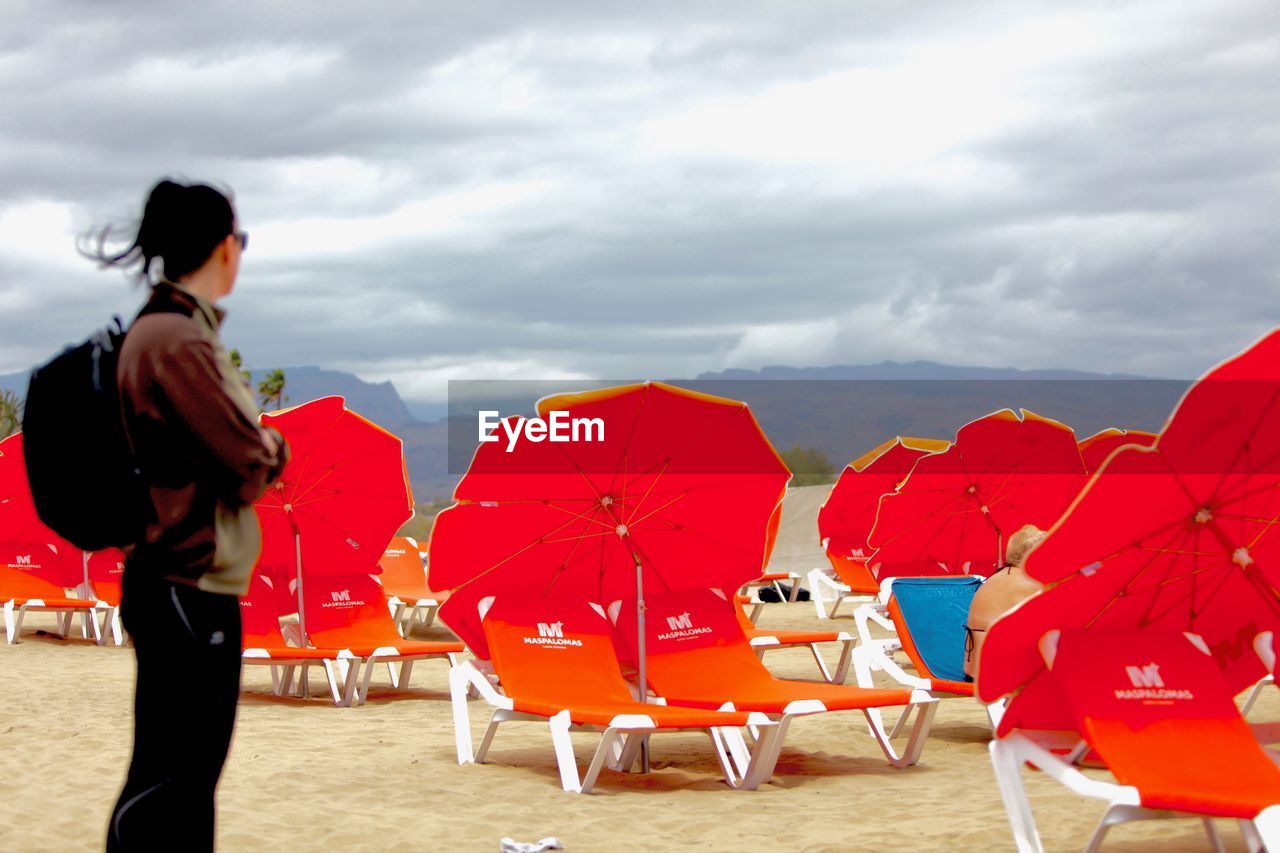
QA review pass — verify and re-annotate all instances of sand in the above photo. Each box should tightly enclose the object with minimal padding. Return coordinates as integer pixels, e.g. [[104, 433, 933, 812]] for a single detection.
[[3, 600, 1273, 853]]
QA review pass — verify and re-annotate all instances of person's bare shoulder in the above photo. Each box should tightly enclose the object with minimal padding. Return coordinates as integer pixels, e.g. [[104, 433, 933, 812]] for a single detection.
[[969, 571, 1043, 630]]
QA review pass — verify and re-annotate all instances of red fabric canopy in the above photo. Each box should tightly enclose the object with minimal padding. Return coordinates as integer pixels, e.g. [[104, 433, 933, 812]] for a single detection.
[[981, 328, 1280, 702], [817, 436, 947, 560], [1078, 428, 1158, 474], [869, 410, 1086, 576], [431, 382, 790, 658], [0, 432, 80, 586], [255, 397, 413, 642]]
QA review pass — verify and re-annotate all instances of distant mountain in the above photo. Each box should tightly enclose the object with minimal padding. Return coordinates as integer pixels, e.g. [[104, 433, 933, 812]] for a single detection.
[[4, 359, 1196, 505], [682, 362, 1187, 470], [254, 366, 414, 426]]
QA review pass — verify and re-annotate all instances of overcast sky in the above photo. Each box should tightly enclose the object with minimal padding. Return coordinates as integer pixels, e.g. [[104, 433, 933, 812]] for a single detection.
[[2, 0, 1277, 413]]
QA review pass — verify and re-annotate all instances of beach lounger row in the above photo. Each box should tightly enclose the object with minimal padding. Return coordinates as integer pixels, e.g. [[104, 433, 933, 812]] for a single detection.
[[240, 572, 463, 706], [450, 589, 939, 793]]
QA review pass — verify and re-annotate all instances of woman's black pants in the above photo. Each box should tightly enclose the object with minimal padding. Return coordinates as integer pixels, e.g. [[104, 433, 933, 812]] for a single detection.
[[107, 573, 242, 852]]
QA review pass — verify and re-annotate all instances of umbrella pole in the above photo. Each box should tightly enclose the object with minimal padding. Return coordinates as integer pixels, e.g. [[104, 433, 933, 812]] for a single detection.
[[294, 527, 306, 646], [634, 550, 650, 774], [294, 526, 310, 699]]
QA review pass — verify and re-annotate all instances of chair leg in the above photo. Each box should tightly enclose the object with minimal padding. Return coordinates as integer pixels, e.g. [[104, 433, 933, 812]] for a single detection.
[[396, 659, 414, 690], [548, 710, 584, 793], [581, 728, 623, 794], [449, 665, 476, 763], [6, 602, 23, 644], [618, 733, 645, 772], [888, 702, 913, 740], [807, 644, 835, 682], [1084, 805, 1153, 853], [1202, 819, 1226, 853], [358, 656, 380, 705], [739, 716, 791, 790], [1242, 675, 1275, 718], [989, 738, 1046, 853], [830, 640, 854, 684], [1244, 805, 1280, 853], [476, 709, 512, 764]]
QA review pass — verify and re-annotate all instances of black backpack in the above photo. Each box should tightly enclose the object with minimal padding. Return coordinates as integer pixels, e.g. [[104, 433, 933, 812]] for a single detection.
[[22, 317, 149, 551]]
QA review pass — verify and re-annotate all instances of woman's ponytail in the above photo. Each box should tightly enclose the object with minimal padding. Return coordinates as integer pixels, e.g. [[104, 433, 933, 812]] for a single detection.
[[81, 179, 234, 283]]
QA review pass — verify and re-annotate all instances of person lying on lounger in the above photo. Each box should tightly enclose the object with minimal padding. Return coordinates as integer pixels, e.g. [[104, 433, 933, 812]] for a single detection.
[[963, 524, 1047, 680]]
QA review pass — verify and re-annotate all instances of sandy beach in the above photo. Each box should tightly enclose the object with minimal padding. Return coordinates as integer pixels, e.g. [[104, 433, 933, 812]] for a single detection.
[[3, 593, 1273, 852]]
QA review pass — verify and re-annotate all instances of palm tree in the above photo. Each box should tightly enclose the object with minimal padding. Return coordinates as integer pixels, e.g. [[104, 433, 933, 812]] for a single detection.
[[228, 348, 252, 386], [257, 369, 288, 411], [0, 389, 22, 439]]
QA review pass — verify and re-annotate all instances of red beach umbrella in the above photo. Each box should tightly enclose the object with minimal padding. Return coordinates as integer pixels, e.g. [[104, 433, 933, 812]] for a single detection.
[[868, 410, 1087, 576], [254, 396, 413, 644], [818, 436, 949, 560], [980, 328, 1280, 703], [0, 432, 79, 586], [429, 382, 790, 672], [1078, 428, 1158, 474]]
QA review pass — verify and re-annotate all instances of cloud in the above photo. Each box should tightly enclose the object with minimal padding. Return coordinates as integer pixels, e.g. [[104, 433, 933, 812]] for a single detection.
[[2, 0, 1278, 414]]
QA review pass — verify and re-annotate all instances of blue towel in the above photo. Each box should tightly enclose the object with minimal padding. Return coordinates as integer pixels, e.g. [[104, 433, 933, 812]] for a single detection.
[[891, 576, 983, 683]]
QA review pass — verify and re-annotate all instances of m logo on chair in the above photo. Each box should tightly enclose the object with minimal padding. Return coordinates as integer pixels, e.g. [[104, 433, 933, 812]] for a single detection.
[[13, 554, 32, 566], [523, 620, 582, 647], [657, 610, 713, 642], [1125, 663, 1163, 689], [666, 612, 693, 631], [1115, 661, 1193, 702], [332, 589, 351, 603]]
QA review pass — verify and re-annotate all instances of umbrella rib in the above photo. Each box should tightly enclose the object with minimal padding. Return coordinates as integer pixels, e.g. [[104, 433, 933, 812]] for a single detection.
[[1083, 523, 1193, 629], [1203, 382, 1280, 506], [444, 507, 611, 591], [604, 387, 650, 501], [625, 489, 687, 530], [541, 530, 617, 544], [543, 501, 618, 531], [539, 505, 615, 597], [1238, 565, 1280, 621], [622, 461, 670, 527]]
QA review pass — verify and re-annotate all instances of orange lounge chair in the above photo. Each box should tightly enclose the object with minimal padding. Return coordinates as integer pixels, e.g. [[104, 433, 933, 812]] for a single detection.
[[448, 595, 784, 793], [304, 572, 464, 705], [378, 536, 448, 634], [85, 550, 126, 646], [732, 594, 856, 684], [240, 574, 364, 706], [741, 570, 802, 603], [808, 552, 883, 619], [610, 588, 939, 771], [989, 629, 1280, 851], [1, 543, 106, 644]]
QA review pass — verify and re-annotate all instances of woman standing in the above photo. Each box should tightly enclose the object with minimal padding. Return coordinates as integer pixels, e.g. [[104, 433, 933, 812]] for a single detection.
[[85, 179, 288, 851]]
